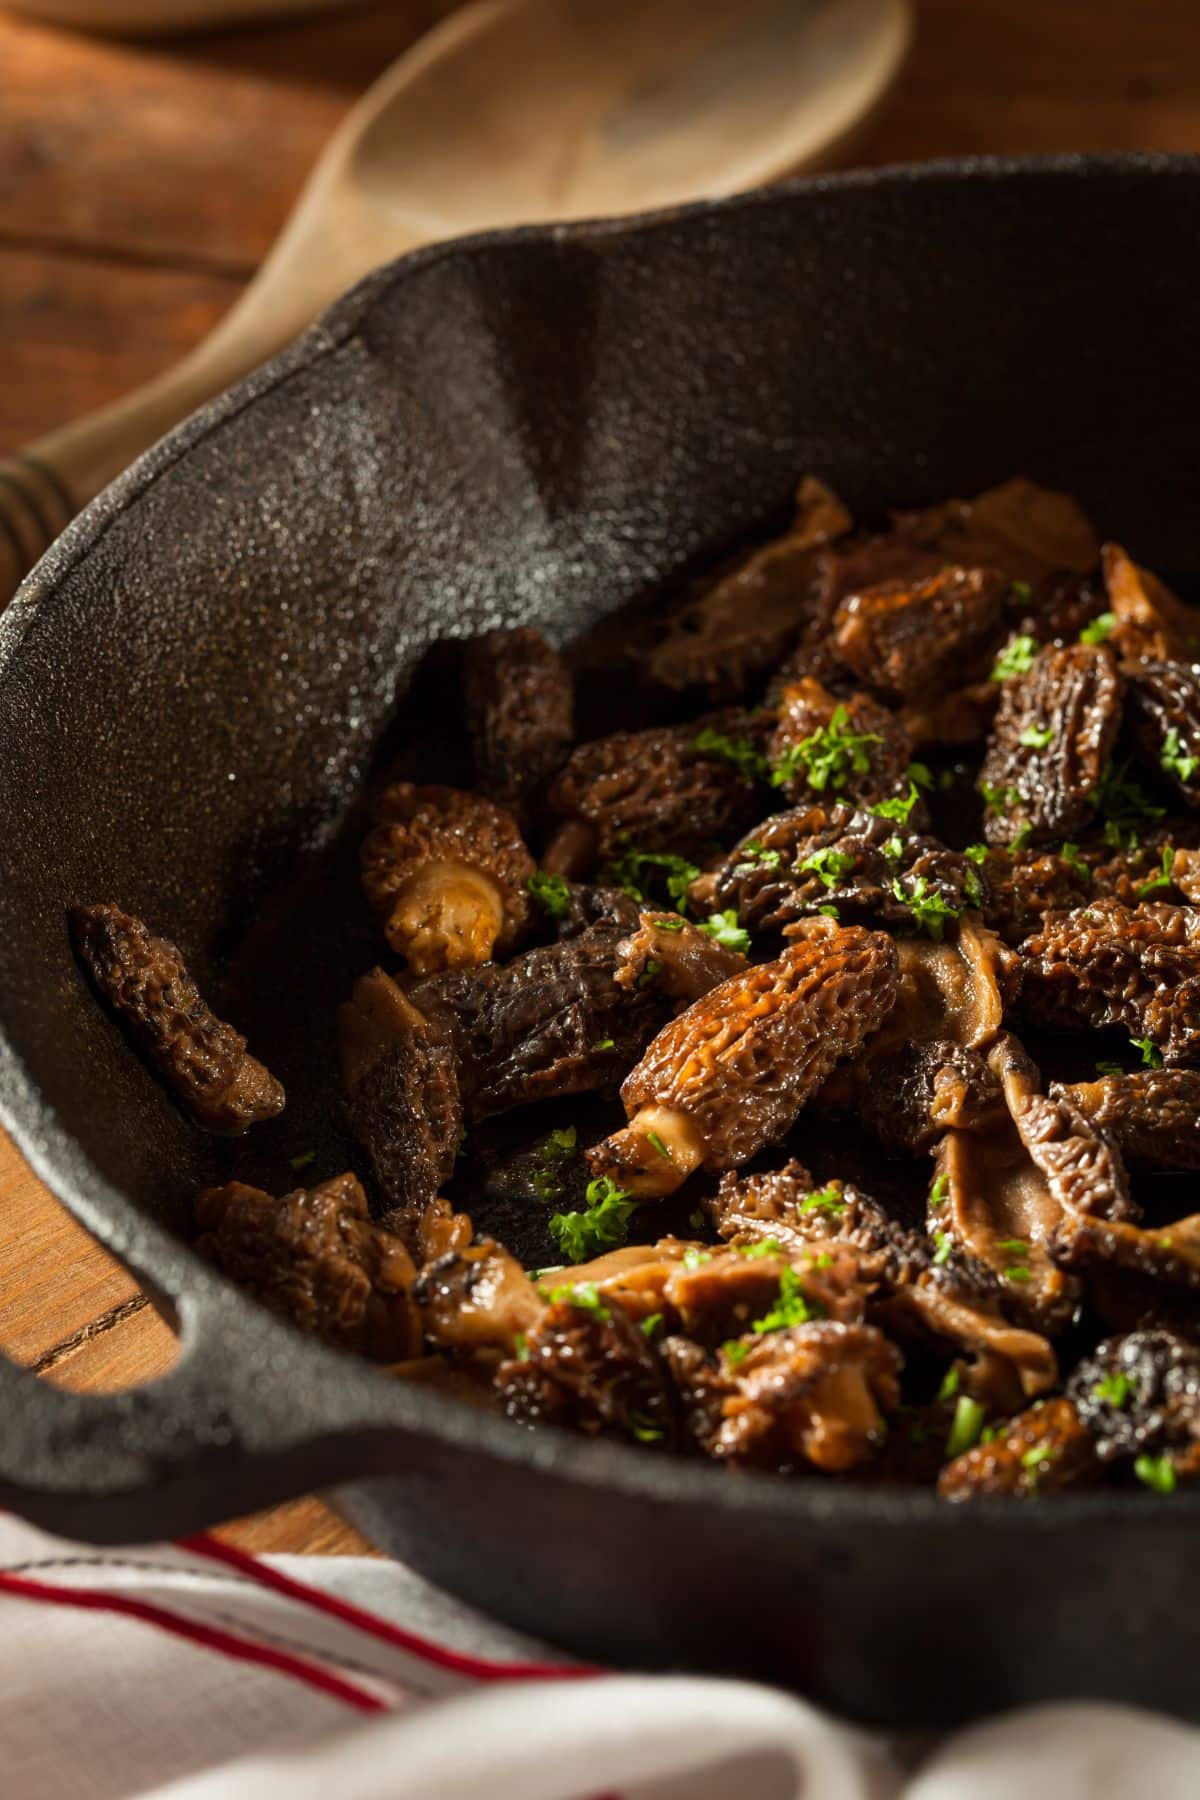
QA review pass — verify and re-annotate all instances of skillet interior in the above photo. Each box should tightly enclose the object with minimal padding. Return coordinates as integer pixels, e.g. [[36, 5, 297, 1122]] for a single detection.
[[1, 156, 1200, 1724]]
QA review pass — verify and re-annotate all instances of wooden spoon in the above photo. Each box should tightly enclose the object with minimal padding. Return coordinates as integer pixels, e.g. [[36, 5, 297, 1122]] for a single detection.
[[0, 0, 910, 603]]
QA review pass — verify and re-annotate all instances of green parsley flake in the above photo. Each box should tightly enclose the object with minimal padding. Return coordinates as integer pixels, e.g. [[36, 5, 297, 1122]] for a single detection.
[[770, 705, 883, 794], [1095, 1060, 1125, 1076], [700, 910, 751, 954], [682, 1249, 713, 1270], [932, 1231, 953, 1266], [1161, 728, 1199, 785], [991, 634, 1039, 682], [799, 1185, 846, 1218], [883, 835, 905, 862], [817, 903, 840, 918], [981, 781, 1018, 816], [1019, 723, 1055, 749], [1079, 611, 1116, 646], [289, 1150, 316, 1173], [734, 840, 782, 873], [724, 1339, 750, 1366], [1132, 1037, 1164, 1069], [1093, 759, 1166, 842], [737, 1238, 785, 1259], [797, 846, 856, 890], [929, 1173, 949, 1211], [944, 1396, 986, 1460], [892, 875, 961, 941], [646, 1130, 673, 1162], [528, 869, 571, 917], [630, 1412, 664, 1444], [640, 1313, 663, 1339], [652, 914, 687, 933], [693, 727, 769, 782], [1093, 1372, 1133, 1408], [603, 844, 700, 914], [964, 843, 989, 865], [638, 960, 663, 989], [592, 1036, 615, 1052], [513, 1332, 530, 1362], [1021, 1444, 1059, 1473], [1011, 822, 1034, 852], [1136, 844, 1177, 899], [937, 1366, 961, 1402], [547, 1281, 611, 1321], [548, 1175, 636, 1264], [1060, 842, 1092, 880], [871, 782, 923, 826], [907, 762, 934, 790], [752, 1264, 817, 1334], [1134, 1453, 1177, 1494]]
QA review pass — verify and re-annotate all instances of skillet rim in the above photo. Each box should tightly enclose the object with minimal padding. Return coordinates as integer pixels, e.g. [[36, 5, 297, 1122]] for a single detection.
[[2, 149, 1199, 1530]]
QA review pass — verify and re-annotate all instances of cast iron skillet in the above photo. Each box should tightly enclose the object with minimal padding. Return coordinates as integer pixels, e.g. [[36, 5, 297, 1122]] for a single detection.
[[1, 155, 1199, 1728]]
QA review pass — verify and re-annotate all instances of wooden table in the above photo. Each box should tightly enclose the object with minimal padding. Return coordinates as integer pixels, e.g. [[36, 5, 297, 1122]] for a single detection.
[[1, 0, 1198, 1555]]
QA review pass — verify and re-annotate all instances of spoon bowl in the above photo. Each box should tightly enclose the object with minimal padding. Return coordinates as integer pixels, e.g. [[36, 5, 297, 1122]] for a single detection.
[[0, 0, 910, 600]]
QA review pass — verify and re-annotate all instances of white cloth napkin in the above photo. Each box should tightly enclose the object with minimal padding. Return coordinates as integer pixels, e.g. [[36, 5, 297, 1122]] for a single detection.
[[0, 1513, 1196, 1800]]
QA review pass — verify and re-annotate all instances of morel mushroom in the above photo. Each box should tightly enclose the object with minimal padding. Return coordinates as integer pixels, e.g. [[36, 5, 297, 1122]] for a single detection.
[[338, 967, 463, 1241], [647, 474, 852, 698], [195, 1173, 421, 1361], [1070, 1330, 1200, 1473], [1125, 661, 1200, 808], [614, 910, 748, 1006], [360, 782, 535, 974], [978, 845, 1093, 945], [1020, 898, 1200, 1065], [497, 1282, 679, 1445], [695, 803, 980, 938], [1052, 1068, 1200, 1170], [978, 644, 1124, 847], [586, 926, 899, 1197], [461, 626, 574, 820], [938, 1396, 1100, 1499], [1102, 543, 1200, 664], [544, 709, 768, 874], [416, 1230, 544, 1359], [832, 565, 1009, 704], [767, 678, 915, 813], [71, 902, 284, 1134]]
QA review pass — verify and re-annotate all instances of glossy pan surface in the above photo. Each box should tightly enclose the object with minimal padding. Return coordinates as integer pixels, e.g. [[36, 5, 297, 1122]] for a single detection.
[[1, 155, 1199, 1726]]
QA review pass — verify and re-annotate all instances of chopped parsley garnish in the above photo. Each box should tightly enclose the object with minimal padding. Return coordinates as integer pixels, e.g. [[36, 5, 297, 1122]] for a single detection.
[[929, 1173, 949, 1211], [1136, 844, 1177, 898], [797, 846, 856, 889], [817, 903, 840, 918], [996, 1237, 1029, 1255], [1095, 1060, 1125, 1077], [546, 1280, 610, 1320], [892, 876, 961, 941], [932, 1231, 953, 1266], [907, 762, 935, 790], [682, 1249, 713, 1270], [997, 1237, 1033, 1284], [800, 1185, 846, 1218], [638, 960, 663, 989], [1093, 1372, 1133, 1408], [871, 780, 923, 826], [652, 913, 687, 933], [1079, 611, 1116, 646], [770, 705, 882, 794], [991, 634, 1039, 682], [964, 842, 989, 865], [693, 727, 768, 782], [604, 844, 700, 913], [963, 866, 984, 909], [548, 1175, 636, 1263], [944, 1396, 986, 1459], [1161, 728, 1199, 785], [1093, 759, 1166, 842], [733, 839, 782, 873], [1019, 723, 1055, 749], [1010, 579, 1033, 603], [591, 1036, 615, 1052], [1134, 1453, 1177, 1494], [640, 1312, 663, 1339], [289, 1150, 316, 1173], [1005, 1266, 1033, 1285], [688, 1209, 706, 1230], [513, 1332, 530, 1362], [532, 1125, 578, 1200], [724, 1339, 750, 1366], [1011, 822, 1034, 852], [528, 869, 571, 916], [629, 1412, 664, 1444], [981, 781, 1018, 815], [883, 835, 905, 861], [752, 1264, 818, 1333], [646, 1130, 673, 1162], [1059, 841, 1091, 880], [1020, 1444, 1059, 1474], [700, 910, 751, 954], [737, 1237, 785, 1259], [937, 1366, 961, 1401], [1132, 1037, 1163, 1069]]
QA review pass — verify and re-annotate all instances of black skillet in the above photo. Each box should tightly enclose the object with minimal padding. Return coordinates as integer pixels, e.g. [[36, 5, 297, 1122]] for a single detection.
[[1, 155, 1199, 1728]]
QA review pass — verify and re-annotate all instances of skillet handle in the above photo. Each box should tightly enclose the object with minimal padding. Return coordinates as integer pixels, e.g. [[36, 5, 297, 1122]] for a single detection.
[[0, 1277, 426, 1544]]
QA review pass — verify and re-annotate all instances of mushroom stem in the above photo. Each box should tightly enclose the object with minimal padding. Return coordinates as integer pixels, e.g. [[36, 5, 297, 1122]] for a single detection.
[[384, 861, 505, 972], [588, 1104, 705, 1198]]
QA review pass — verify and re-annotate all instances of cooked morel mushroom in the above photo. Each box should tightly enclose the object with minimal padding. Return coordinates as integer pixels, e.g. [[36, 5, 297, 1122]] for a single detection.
[[71, 902, 284, 1134], [195, 1173, 421, 1361], [1125, 661, 1200, 808], [360, 782, 535, 973], [613, 910, 749, 1006], [978, 644, 1124, 847], [461, 626, 574, 820], [586, 926, 899, 1197], [767, 679, 915, 813], [1052, 1068, 1200, 1169], [1102, 542, 1200, 664], [938, 1396, 1100, 1499], [831, 565, 1009, 704]]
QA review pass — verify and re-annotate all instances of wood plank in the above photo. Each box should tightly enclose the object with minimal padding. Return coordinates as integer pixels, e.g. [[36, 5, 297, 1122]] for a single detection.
[[216, 1496, 377, 1557], [37, 1293, 178, 1391], [0, 2, 456, 272], [0, 244, 240, 456]]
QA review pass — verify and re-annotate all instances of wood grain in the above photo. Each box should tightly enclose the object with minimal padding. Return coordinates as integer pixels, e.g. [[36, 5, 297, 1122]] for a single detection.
[[2, 0, 1199, 1559]]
